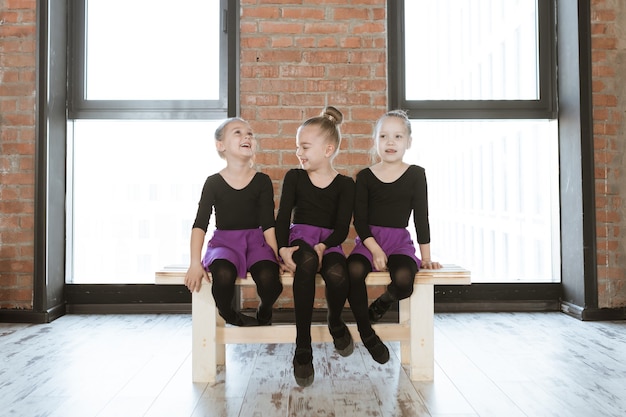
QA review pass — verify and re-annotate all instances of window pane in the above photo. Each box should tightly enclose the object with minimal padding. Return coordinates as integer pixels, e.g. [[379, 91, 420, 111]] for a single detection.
[[405, 0, 539, 100], [405, 120, 560, 283], [85, 0, 220, 100], [68, 120, 225, 283]]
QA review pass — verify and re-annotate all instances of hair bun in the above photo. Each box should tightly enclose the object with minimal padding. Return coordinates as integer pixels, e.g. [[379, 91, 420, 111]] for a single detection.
[[321, 106, 343, 125]]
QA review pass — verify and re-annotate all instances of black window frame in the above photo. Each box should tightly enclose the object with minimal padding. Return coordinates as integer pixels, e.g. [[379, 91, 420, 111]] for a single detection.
[[388, 0, 557, 120], [68, 0, 238, 120]]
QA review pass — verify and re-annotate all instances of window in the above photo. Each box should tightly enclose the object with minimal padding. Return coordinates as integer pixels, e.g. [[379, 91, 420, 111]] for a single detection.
[[69, 0, 233, 119], [83, 2, 220, 101], [389, 0, 556, 119], [390, 0, 560, 283], [67, 0, 236, 284]]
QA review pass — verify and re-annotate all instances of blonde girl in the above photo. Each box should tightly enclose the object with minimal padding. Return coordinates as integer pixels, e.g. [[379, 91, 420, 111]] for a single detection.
[[185, 118, 283, 327], [348, 110, 441, 337]]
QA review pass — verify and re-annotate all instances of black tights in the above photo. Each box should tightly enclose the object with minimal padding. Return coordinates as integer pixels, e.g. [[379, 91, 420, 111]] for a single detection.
[[291, 240, 349, 349], [208, 259, 282, 322], [346, 253, 417, 335]]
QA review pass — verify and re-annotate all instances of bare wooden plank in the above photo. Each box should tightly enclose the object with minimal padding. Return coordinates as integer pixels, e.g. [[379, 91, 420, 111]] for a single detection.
[[155, 264, 471, 286], [216, 323, 410, 344]]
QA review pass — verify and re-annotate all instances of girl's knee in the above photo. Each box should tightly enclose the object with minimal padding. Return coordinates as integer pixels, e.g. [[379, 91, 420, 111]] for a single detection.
[[388, 273, 415, 300], [347, 254, 371, 280], [396, 284, 414, 300]]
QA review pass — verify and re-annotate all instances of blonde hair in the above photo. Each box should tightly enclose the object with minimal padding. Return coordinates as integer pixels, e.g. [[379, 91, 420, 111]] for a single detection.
[[370, 109, 412, 162], [214, 117, 250, 160], [374, 109, 411, 139], [298, 106, 343, 158]]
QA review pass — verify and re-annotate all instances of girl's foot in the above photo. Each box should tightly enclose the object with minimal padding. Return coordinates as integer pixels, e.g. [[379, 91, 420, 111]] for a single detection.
[[368, 297, 392, 323], [328, 322, 354, 357], [221, 311, 259, 327], [362, 333, 390, 364], [293, 348, 314, 387], [256, 307, 272, 326]]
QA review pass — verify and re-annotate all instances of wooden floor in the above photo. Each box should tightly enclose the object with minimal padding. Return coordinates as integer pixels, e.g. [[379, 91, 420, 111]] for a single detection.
[[1, 312, 625, 417]]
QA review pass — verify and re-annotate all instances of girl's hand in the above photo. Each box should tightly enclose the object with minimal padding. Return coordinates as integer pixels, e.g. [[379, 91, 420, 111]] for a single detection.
[[278, 261, 290, 274], [313, 243, 326, 271], [279, 246, 299, 273], [421, 260, 442, 269], [371, 247, 388, 272], [184, 263, 209, 293]]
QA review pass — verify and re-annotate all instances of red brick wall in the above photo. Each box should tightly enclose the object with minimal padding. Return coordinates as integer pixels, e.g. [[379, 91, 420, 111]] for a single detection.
[[1, 0, 625, 312], [590, 0, 626, 308], [0, 0, 36, 309]]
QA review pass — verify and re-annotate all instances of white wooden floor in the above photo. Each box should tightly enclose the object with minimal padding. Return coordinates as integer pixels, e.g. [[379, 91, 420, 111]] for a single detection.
[[1, 312, 625, 417]]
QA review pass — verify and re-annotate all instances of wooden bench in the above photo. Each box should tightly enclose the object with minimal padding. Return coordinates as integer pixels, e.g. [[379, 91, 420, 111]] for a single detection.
[[155, 265, 470, 383]]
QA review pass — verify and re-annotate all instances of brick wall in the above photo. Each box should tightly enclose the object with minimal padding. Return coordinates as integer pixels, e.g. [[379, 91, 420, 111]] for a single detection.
[[590, 0, 626, 308], [1, 0, 625, 312], [0, 0, 36, 309]]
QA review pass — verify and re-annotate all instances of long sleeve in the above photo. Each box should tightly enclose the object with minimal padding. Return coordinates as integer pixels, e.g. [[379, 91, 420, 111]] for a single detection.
[[275, 169, 298, 249], [321, 176, 355, 248], [192, 176, 215, 232], [412, 168, 431, 244], [258, 173, 277, 231], [353, 168, 373, 240]]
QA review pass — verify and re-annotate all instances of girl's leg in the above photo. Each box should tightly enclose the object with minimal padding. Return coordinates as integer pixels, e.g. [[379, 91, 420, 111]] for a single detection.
[[320, 252, 353, 356], [346, 254, 373, 336], [290, 239, 318, 387], [249, 260, 283, 325], [346, 254, 389, 364], [369, 254, 417, 323], [208, 259, 257, 326]]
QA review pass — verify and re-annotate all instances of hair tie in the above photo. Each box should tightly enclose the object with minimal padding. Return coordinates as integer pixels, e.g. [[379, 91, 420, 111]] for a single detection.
[[326, 114, 336, 123]]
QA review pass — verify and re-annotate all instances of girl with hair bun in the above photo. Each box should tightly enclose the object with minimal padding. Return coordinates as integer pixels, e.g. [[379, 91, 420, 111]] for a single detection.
[[276, 106, 356, 387]]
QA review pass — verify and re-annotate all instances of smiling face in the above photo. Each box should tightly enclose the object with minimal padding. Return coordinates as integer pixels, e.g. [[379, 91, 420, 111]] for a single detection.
[[375, 116, 412, 163], [295, 124, 334, 171], [215, 119, 255, 161]]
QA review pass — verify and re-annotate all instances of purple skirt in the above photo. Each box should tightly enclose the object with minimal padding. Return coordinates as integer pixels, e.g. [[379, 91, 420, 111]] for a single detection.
[[288, 224, 345, 256], [350, 225, 420, 271], [202, 228, 277, 279]]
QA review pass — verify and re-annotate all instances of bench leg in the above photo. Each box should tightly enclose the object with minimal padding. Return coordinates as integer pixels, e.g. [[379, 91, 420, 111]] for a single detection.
[[216, 314, 225, 365], [192, 284, 217, 383], [399, 298, 411, 365], [410, 283, 434, 381]]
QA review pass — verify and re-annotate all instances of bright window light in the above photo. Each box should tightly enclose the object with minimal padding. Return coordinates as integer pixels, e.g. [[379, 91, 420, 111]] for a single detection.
[[85, 0, 220, 100], [405, 0, 539, 100], [405, 119, 560, 283], [68, 120, 225, 283]]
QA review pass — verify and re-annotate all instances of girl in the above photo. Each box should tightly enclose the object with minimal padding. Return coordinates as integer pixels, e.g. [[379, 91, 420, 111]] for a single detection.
[[348, 110, 442, 335], [276, 106, 354, 387], [184, 118, 283, 327]]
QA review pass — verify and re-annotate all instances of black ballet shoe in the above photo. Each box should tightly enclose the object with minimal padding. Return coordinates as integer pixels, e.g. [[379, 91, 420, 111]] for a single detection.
[[222, 311, 259, 327], [293, 348, 314, 387], [256, 308, 272, 326], [362, 333, 390, 364], [368, 297, 392, 323], [328, 322, 354, 357]]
